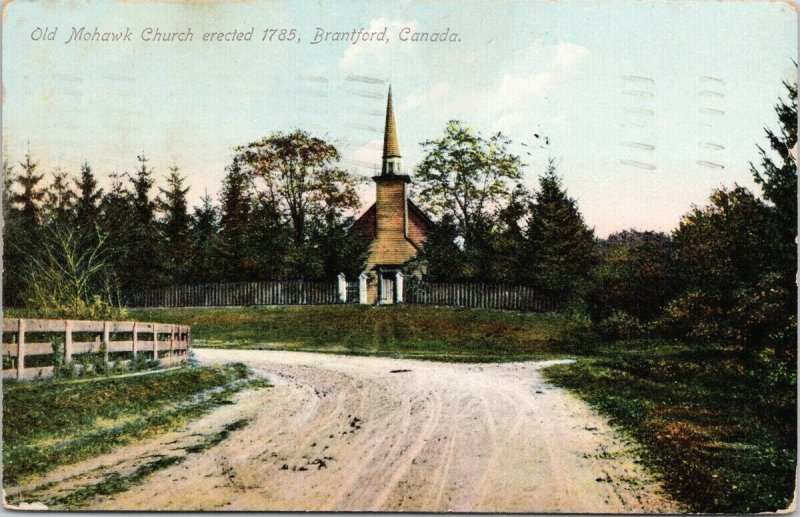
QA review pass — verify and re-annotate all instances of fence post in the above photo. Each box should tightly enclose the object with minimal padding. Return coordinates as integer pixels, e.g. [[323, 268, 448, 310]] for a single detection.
[[337, 273, 347, 303], [153, 324, 159, 362], [17, 319, 25, 380], [396, 271, 404, 303], [359, 272, 368, 304], [102, 320, 110, 365], [170, 325, 175, 364], [65, 320, 73, 363], [132, 321, 138, 359]]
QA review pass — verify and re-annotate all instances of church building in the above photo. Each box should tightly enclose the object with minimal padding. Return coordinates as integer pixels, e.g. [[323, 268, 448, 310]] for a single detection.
[[351, 87, 435, 304]]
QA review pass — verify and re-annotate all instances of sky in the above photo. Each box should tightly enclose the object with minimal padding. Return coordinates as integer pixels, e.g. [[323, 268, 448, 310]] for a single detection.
[[3, 0, 797, 237]]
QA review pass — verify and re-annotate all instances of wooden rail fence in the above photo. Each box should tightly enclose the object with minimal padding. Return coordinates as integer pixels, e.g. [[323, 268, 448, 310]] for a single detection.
[[404, 282, 563, 312], [2, 319, 190, 380]]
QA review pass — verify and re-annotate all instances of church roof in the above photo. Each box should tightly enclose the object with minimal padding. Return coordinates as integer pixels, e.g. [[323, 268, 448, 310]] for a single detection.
[[350, 200, 435, 250], [382, 86, 401, 159]]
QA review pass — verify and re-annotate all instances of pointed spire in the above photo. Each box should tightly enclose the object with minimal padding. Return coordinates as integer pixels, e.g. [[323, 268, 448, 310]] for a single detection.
[[382, 86, 401, 160]]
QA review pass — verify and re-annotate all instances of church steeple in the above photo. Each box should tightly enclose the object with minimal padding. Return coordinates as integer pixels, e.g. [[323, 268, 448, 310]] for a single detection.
[[382, 86, 402, 175]]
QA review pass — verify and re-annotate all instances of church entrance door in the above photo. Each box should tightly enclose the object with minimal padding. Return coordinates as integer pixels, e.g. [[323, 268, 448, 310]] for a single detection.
[[380, 272, 395, 304]]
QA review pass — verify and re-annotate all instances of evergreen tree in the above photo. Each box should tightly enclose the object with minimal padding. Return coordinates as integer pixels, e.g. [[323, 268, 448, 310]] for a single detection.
[[12, 152, 45, 227], [306, 213, 369, 280], [219, 158, 256, 280], [5, 153, 47, 307], [2, 160, 15, 225], [74, 162, 103, 236], [522, 161, 597, 300], [751, 77, 797, 273], [2, 159, 24, 307], [159, 166, 192, 283], [98, 173, 136, 292], [126, 154, 168, 290], [44, 168, 75, 226], [406, 214, 468, 282], [188, 192, 224, 283], [250, 194, 293, 279]]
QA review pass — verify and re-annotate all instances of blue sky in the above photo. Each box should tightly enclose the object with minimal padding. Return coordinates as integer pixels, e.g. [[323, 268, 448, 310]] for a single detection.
[[3, 0, 796, 236]]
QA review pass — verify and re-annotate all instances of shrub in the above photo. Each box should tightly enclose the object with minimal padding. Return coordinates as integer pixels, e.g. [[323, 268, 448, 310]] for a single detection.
[[51, 336, 65, 368], [110, 360, 128, 375], [21, 224, 127, 320], [54, 361, 78, 379], [730, 272, 796, 359], [587, 230, 676, 322], [77, 354, 95, 378], [596, 311, 645, 340], [653, 289, 726, 342], [129, 354, 150, 372]]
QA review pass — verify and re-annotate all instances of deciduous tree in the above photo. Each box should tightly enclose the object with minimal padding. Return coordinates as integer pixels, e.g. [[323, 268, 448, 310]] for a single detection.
[[235, 130, 361, 247], [414, 120, 522, 250]]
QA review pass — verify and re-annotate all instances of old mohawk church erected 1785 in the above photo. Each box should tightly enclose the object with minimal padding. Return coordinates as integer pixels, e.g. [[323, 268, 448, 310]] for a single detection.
[[351, 87, 435, 305]]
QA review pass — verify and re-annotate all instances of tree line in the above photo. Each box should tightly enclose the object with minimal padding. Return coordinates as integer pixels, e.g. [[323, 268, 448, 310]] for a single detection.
[[406, 80, 795, 360], [3, 78, 795, 360], [2, 131, 370, 316]]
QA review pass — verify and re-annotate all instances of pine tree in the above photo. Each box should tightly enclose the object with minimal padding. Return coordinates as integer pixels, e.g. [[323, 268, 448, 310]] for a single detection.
[[99, 173, 136, 292], [219, 158, 256, 280], [160, 166, 192, 283], [522, 161, 597, 300], [5, 152, 46, 307], [188, 192, 224, 283], [2, 159, 24, 307], [74, 162, 103, 236], [407, 213, 468, 282], [126, 154, 168, 290], [751, 77, 797, 274], [490, 183, 531, 283], [2, 160, 15, 224], [44, 168, 75, 226], [250, 194, 293, 279], [13, 152, 45, 227]]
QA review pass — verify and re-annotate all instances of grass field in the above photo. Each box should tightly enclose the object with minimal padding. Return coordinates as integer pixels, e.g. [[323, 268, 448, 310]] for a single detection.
[[129, 305, 594, 362], [544, 341, 797, 513], [2, 363, 269, 488]]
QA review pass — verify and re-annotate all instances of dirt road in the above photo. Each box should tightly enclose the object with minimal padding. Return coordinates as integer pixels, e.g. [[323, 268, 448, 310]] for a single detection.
[[19, 349, 679, 512]]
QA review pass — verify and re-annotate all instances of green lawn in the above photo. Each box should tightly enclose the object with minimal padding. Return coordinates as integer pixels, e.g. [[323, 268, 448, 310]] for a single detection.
[[3, 363, 268, 489], [543, 341, 797, 513], [129, 305, 594, 362]]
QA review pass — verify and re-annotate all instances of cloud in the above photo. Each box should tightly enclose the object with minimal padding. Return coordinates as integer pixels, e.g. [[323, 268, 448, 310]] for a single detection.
[[339, 18, 419, 75], [553, 42, 590, 70], [402, 40, 590, 132]]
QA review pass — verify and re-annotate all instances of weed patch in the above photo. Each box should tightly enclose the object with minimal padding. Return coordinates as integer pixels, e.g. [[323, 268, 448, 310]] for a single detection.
[[3, 363, 267, 486], [543, 341, 796, 513]]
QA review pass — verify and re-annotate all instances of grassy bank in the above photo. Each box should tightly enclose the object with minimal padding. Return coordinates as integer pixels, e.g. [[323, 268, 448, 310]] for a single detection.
[[3, 363, 268, 487], [129, 305, 592, 362], [543, 341, 797, 513]]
